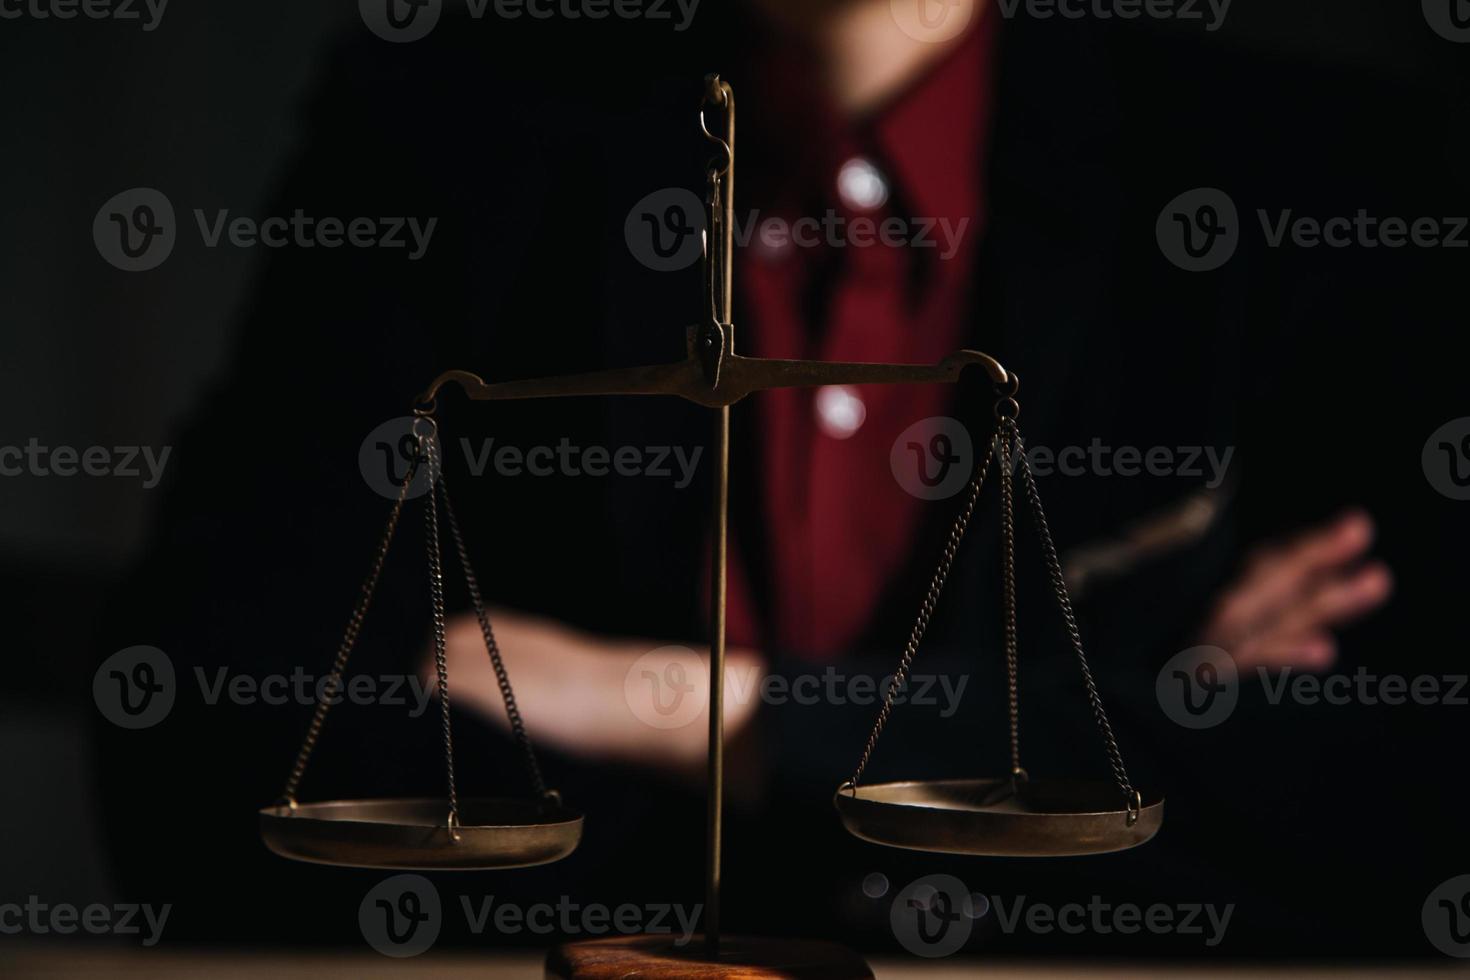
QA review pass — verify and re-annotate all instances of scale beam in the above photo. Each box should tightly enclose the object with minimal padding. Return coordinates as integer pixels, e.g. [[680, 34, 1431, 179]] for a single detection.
[[407, 74, 1014, 960], [260, 72, 1153, 979], [417, 342, 1012, 410], [412, 337, 1014, 958]]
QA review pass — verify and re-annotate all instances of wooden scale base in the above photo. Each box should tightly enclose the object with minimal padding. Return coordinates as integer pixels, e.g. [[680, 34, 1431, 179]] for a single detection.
[[546, 935, 873, 979]]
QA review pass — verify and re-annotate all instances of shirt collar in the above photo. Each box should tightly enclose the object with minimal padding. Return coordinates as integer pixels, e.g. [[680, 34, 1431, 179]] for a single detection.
[[869, 10, 998, 232], [741, 9, 999, 230]]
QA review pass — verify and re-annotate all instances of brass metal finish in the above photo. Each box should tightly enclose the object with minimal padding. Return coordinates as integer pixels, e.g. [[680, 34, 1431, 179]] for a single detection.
[[260, 797, 583, 870], [839, 411, 1160, 855], [416, 348, 1010, 410], [703, 74, 734, 958], [833, 778, 1163, 857], [262, 78, 1159, 980], [406, 81, 1015, 957], [846, 429, 1001, 788], [265, 433, 574, 871]]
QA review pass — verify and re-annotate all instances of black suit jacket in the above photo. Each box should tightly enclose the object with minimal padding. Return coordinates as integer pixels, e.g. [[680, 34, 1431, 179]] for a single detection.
[[97, 6, 1464, 956]]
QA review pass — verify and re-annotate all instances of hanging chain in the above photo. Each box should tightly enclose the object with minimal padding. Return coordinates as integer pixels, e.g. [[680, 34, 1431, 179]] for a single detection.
[[706, 175, 724, 327], [845, 425, 1001, 791], [277, 412, 551, 835], [419, 419, 463, 839], [844, 393, 1141, 824], [1005, 415, 1141, 824], [278, 427, 424, 810], [998, 419, 1024, 783], [436, 475, 554, 804], [701, 74, 732, 332]]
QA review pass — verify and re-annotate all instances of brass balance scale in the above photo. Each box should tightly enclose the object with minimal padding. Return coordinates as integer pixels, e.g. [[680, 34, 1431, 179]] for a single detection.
[[258, 76, 1163, 978]]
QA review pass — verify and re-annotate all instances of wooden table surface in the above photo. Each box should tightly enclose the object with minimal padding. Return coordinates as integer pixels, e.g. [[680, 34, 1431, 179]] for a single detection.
[[1, 947, 1459, 978]]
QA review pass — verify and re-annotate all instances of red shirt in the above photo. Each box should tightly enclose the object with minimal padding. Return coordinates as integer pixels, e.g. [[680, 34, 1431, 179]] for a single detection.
[[728, 16, 999, 660]]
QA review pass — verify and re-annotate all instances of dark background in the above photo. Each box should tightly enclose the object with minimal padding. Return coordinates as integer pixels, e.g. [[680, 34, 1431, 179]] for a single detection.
[[2, 0, 1468, 966]]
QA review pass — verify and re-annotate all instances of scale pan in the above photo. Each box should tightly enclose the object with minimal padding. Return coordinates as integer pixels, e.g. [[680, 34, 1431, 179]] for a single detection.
[[834, 777, 1162, 857], [260, 796, 583, 870]]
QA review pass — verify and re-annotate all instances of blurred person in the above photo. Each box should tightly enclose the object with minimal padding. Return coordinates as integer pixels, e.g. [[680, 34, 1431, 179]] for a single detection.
[[97, 0, 1450, 958]]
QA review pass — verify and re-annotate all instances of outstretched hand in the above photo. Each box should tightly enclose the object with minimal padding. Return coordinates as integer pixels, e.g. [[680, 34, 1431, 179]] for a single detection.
[[1198, 510, 1392, 673]]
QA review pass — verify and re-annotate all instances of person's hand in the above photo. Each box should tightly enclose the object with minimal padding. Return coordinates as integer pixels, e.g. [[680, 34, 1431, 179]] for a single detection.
[[424, 608, 767, 771], [1198, 510, 1392, 674]]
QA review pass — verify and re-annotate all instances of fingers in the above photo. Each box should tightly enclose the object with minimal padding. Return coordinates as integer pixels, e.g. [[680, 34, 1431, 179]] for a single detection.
[[1232, 561, 1392, 674], [1269, 509, 1375, 580], [1272, 561, 1393, 640], [1233, 630, 1337, 673], [1212, 511, 1376, 638], [1201, 510, 1392, 675]]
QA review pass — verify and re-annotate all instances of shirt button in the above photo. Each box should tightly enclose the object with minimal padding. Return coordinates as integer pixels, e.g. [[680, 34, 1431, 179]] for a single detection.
[[815, 385, 866, 439], [837, 157, 889, 211]]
